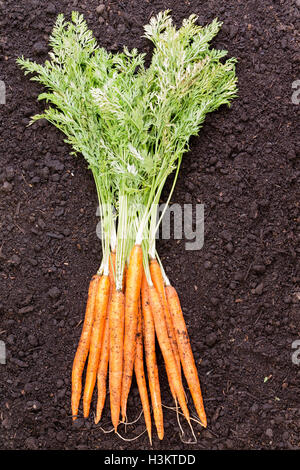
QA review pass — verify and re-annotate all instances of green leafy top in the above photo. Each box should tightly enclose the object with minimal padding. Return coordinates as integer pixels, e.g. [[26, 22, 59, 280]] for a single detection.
[[17, 11, 237, 191], [17, 11, 238, 282]]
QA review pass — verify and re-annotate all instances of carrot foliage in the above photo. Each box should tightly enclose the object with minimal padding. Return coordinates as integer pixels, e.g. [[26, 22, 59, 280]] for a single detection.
[[17, 9, 237, 287]]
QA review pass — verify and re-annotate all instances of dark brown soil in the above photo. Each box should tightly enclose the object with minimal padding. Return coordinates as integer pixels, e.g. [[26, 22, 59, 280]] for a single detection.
[[0, 0, 299, 451]]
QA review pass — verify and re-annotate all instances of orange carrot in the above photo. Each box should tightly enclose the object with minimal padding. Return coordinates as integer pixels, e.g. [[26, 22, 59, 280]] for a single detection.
[[150, 260, 181, 373], [95, 252, 116, 424], [166, 285, 207, 427], [134, 298, 152, 444], [71, 274, 100, 420], [148, 284, 190, 423], [109, 289, 125, 431], [83, 274, 110, 417], [121, 244, 143, 421], [149, 260, 177, 400], [95, 311, 110, 424], [141, 274, 164, 440], [150, 259, 181, 380]]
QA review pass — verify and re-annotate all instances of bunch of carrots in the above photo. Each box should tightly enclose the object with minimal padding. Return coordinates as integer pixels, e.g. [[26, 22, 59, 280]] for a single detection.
[[18, 11, 237, 442], [72, 246, 207, 442]]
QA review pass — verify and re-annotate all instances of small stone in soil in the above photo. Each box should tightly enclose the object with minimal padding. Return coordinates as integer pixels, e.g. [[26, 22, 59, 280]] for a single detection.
[[96, 4, 105, 15], [33, 41, 47, 55], [204, 260, 212, 269], [2, 417, 12, 430], [24, 383, 34, 393], [9, 254, 21, 265], [28, 334, 38, 347], [206, 332, 217, 347], [255, 283, 264, 295], [210, 297, 219, 306], [57, 388, 66, 399], [46, 3, 56, 14], [7, 334, 15, 345], [2, 181, 13, 193], [48, 287, 61, 299], [25, 437, 39, 450], [26, 400, 42, 412], [252, 264, 266, 274], [219, 230, 232, 242], [56, 379, 64, 388], [56, 431, 67, 443], [72, 418, 84, 429], [225, 242, 234, 253], [234, 271, 244, 281], [266, 428, 273, 438], [250, 403, 259, 413], [19, 305, 34, 314], [37, 218, 46, 230], [5, 166, 14, 181]]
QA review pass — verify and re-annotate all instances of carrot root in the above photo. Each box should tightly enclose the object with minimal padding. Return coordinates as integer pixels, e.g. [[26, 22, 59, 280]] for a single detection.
[[141, 274, 164, 440], [150, 259, 181, 379], [166, 284, 207, 428], [121, 244, 143, 421], [109, 289, 125, 431], [71, 274, 100, 421], [95, 310, 110, 424], [148, 284, 190, 424], [134, 298, 152, 444], [95, 252, 116, 424], [83, 274, 110, 418]]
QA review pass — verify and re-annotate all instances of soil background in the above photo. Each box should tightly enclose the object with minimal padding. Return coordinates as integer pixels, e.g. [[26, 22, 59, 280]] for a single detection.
[[0, 0, 299, 451]]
